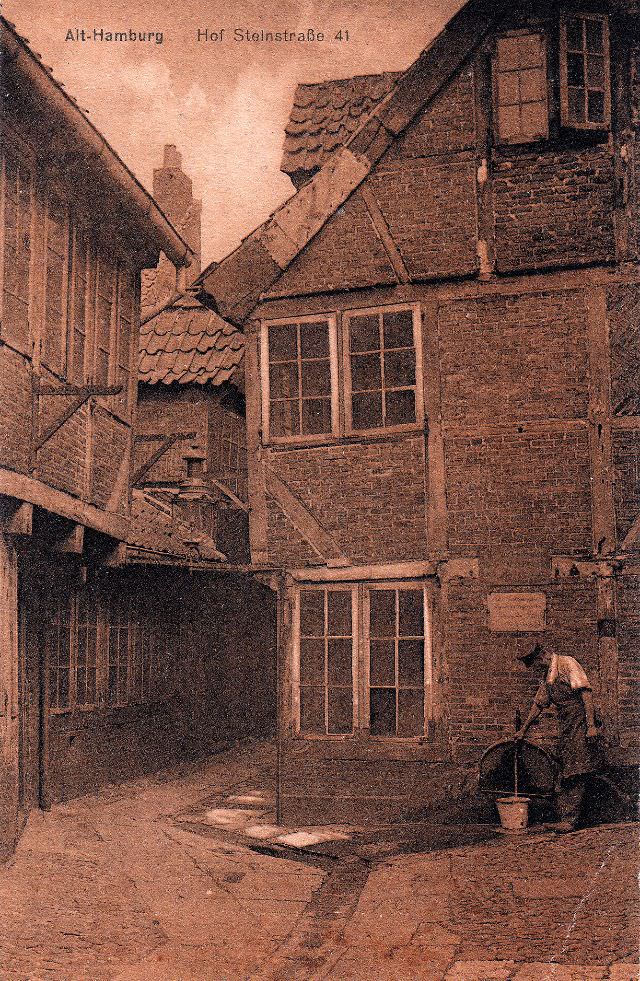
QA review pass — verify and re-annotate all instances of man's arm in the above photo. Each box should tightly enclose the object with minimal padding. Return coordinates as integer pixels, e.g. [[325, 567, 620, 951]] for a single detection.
[[515, 702, 543, 741], [581, 689, 599, 739]]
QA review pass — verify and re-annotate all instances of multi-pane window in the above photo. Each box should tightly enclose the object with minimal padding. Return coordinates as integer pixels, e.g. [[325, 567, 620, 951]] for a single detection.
[[76, 591, 98, 708], [219, 413, 248, 501], [46, 591, 99, 712], [46, 594, 73, 711], [297, 588, 356, 735], [494, 34, 549, 143], [43, 194, 69, 374], [107, 593, 131, 706], [294, 583, 433, 739], [70, 230, 89, 384], [560, 14, 611, 129], [116, 265, 135, 413], [1, 148, 32, 348], [367, 587, 430, 738], [95, 255, 115, 386], [345, 306, 421, 431], [266, 317, 335, 439]]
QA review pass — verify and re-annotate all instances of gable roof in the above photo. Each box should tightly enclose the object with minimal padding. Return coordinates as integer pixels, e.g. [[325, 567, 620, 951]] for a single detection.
[[139, 294, 244, 386], [0, 17, 192, 268], [194, 0, 508, 325], [281, 72, 402, 187]]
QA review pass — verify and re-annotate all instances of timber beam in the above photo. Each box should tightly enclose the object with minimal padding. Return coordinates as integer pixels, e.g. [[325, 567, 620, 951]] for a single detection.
[[0, 498, 33, 537]]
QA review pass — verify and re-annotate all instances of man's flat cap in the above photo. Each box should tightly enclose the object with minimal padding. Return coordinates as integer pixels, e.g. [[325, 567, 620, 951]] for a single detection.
[[516, 642, 544, 665]]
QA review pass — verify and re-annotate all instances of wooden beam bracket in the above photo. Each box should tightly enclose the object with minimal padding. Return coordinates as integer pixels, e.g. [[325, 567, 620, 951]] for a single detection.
[[32, 377, 122, 452], [131, 432, 196, 487]]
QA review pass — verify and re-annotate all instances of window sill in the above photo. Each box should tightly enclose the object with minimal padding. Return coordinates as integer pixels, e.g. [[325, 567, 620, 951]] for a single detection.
[[267, 426, 426, 452]]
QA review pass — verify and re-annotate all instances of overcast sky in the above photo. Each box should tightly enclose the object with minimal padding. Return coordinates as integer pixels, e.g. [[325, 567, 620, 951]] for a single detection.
[[4, 0, 462, 263]]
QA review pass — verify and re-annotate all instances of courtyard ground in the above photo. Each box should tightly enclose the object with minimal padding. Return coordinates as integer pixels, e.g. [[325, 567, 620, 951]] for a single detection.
[[0, 740, 637, 981]]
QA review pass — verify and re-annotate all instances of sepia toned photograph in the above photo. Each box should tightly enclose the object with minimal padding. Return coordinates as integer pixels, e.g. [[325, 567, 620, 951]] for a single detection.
[[0, 0, 638, 978]]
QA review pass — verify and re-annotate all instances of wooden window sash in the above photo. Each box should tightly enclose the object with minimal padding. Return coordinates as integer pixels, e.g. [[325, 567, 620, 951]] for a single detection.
[[42, 193, 71, 377], [261, 313, 339, 444], [0, 147, 34, 352], [293, 584, 358, 737], [365, 583, 433, 739], [493, 32, 550, 145], [93, 252, 117, 388], [559, 12, 611, 130], [343, 303, 423, 436]]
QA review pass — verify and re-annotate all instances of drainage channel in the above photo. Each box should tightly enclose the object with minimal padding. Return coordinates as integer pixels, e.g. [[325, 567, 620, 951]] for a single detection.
[[249, 851, 373, 981]]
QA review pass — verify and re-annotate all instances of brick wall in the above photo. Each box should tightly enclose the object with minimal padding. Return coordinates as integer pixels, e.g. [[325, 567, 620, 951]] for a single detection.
[[438, 290, 590, 425], [493, 146, 616, 273], [613, 431, 640, 542], [135, 385, 209, 483], [444, 579, 600, 757], [608, 285, 640, 416], [0, 347, 31, 474], [265, 435, 426, 566], [445, 431, 593, 560]]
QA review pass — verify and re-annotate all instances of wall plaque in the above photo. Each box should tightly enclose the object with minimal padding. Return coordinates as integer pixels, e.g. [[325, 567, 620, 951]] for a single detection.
[[487, 592, 547, 633]]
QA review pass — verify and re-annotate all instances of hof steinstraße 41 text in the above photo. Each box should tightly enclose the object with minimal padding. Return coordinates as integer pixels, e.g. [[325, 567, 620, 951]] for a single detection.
[[196, 27, 351, 43]]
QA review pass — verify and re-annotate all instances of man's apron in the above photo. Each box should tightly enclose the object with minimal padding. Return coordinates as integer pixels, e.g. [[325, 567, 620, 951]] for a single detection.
[[544, 677, 600, 779]]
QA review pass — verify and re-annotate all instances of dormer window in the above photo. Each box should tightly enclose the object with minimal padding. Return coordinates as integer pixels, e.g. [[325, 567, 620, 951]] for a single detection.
[[560, 13, 611, 129], [494, 33, 549, 144]]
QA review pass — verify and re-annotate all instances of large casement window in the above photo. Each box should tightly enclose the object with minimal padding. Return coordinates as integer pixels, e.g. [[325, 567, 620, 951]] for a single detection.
[[366, 586, 431, 737], [344, 306, 422, 432], [46, 590, 99, 713], [42, 193, 70, 374], [95, 254, 116, 387], [262, 315, 338, 441], [70, 229, 90, 385], [494, 33, 549, 144], [560, 13, 611, 130], [296, 587, 357, 735], [115, 263, 135, 414], [0, 145, 33, 349], [293, 583, 433, 739], [45, 587, 179, 713]]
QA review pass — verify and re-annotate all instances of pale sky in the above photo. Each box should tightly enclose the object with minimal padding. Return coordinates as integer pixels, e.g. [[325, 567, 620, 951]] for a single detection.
[[3, 0, 463, 264]]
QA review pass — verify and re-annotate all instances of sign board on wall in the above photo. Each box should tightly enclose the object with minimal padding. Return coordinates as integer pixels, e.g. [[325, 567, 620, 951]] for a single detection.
[[487, 592, 547, 633]]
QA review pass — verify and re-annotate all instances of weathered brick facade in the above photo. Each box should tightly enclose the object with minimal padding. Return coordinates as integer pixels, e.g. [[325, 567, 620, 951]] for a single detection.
[[206, 0, 640, 824]]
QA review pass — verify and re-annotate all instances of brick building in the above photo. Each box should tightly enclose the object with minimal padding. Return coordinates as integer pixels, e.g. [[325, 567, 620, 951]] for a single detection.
[[191, 0, 640, 823], [0, 19, 275, 857]]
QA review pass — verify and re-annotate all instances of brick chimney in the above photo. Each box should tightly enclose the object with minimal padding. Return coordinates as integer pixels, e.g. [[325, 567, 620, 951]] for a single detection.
[[142, 145, 202, 315]]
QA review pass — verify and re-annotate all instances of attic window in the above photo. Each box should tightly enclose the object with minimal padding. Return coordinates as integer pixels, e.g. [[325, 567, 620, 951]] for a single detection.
[[560, 13, 611, 129], [494, 34, 549, 144]]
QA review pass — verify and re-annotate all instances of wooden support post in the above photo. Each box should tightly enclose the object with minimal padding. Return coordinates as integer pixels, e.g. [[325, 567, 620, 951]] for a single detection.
[[597, 573, 620, 745], [473, 49, 496, 279], [586, 286, 621, 742], [0, 535, 19, 856], [422, 300, 448, 559], [244, 324, 269, 564]]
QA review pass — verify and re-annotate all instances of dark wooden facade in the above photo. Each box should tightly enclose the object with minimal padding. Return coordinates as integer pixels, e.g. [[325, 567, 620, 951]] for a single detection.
[[195, 0, 640, 824], [0, 19, 275, 857]]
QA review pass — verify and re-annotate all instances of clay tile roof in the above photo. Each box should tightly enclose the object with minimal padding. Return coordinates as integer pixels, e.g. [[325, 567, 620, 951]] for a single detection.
[[139, 294, 244, 386], [127, 494, 225, 563], [281, 71, 402, 184]]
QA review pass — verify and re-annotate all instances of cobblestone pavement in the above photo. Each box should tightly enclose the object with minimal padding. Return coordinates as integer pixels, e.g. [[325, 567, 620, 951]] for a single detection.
[[0, 740, 637, 981]]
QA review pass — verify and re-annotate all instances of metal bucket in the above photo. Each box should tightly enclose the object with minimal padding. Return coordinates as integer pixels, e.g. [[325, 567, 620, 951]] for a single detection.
[[496, 795, 530, 833]]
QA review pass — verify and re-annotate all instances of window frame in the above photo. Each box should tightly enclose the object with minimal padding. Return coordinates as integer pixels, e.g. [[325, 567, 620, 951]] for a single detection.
[[261, 312, 339, 445], [291, 580, 434, 741], [343, 303, 424, 437], [42, 191, 72, 377], [363, 583, 433, 739], [0, 136, 35, 355], [492, 31, 550, 146], [559, 12, 611, 131], [292, 584, 359, 738], [93, 251, 117, 389], [46, 589, 100, 715]]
